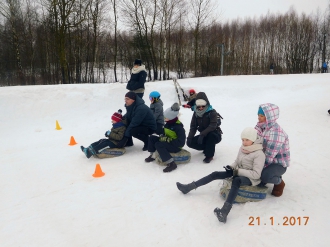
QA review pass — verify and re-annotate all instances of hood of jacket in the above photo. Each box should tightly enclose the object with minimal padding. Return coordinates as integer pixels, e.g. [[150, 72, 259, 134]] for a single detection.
[[131, 65, 147, 74], [195, 92, 210, 105], [259, 103, 279, 124]]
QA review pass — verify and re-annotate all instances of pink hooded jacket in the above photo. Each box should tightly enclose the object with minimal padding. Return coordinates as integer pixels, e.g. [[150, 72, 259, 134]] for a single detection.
[[255, 103, 290, 168]]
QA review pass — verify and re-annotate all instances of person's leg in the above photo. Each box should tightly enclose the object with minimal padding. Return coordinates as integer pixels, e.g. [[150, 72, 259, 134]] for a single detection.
[[214, 176, 251, 223], [203, 132, 220, 162], [91, 139, 116, 153], [260, 164, 287, 185], [187, 135, 205, 150], [145, 135, 159, 162], [155, 142, 181, 164], [131, 126, 150, 150], [177, 171, 230, 194], [261, 164, 287, 196]]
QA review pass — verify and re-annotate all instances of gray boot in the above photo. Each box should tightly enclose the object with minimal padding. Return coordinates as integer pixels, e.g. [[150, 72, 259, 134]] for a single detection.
[[214, 202, 232, 223], [176, 182, 197, 194]]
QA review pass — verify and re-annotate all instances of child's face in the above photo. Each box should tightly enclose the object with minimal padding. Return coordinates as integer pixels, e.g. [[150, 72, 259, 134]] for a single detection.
[[149, 97, 154, 103], [111, 120, 117, 124], [242, 138, 253, 146], [258, 114, 266, 123]]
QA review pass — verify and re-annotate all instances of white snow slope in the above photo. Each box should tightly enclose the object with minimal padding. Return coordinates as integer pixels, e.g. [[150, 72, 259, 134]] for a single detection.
[[1, 74, 330, 247]]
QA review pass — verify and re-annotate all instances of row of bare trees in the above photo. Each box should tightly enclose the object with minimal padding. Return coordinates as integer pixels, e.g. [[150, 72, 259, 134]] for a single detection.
[[0, 0, 330, 86]]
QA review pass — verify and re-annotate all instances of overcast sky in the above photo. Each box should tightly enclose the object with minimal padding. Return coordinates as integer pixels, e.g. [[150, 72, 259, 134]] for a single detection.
[[217, 0, 329, 21]]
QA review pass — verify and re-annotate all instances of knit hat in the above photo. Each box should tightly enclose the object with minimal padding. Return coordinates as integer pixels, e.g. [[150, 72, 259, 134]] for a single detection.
[[258, 107, 265, 116], [134, 59, 142, 66], [125, 92, 137, 100], [164, 103, 180, 120], [111, 109, 123, 122], [241, 127, 258, 142], [195, 99, 207, 106]]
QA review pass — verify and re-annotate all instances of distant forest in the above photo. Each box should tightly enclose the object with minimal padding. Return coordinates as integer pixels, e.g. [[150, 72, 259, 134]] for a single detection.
[[0, 0, 330, 86]]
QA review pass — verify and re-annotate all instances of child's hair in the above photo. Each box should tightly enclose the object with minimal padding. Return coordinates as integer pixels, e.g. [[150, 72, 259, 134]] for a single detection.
[[241, 127, 257, 142], [111, 109, 123, 122], [149, 91, 161, 102]]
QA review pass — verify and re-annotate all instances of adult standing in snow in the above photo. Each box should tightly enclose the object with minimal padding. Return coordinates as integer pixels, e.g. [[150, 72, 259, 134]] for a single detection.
[[117, 92, 156, 151], [176, 127, 265, 223], [126, 59, 147, 98], [322, 62, 328, 73], [256, 103, 290, 197], [186, 92, 222, 163], [270, 63, 274, 74]]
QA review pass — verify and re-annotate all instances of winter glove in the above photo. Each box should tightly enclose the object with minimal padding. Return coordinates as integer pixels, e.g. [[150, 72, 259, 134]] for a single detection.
[[105, 130, 111, 137], [197, 135, 204, 145], [186, 138, 192, 146], [117, 136, 128, 148], [159, 136, 172, 143], [223, 165, 233, 177], [182, 104, 191, 108]]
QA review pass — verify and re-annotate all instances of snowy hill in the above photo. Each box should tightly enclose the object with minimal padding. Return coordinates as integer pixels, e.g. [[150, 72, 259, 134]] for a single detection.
[[1, 74, 330, 246]]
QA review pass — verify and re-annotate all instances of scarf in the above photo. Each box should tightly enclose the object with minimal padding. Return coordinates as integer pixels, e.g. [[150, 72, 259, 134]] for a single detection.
[[240, 143, 263, 154], [195, 104, 209, 117]]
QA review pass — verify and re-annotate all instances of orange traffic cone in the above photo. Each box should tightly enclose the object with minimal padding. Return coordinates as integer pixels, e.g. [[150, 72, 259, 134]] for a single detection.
[[92, 164, 105, 178], [68, 136, 77, 146], [55, 120, 62, 130]]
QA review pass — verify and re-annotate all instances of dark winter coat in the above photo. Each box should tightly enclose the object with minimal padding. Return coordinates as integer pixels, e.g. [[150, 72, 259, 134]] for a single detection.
[[187, 92, 219, 139], [124, 96, 157, 137], [150, 99, 164, 125], [164, 120, 186, 148], [126, 65, 147, 91], [108, 121, 126, 145]]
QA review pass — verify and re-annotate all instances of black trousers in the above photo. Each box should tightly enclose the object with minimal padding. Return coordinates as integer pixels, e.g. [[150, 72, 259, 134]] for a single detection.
[[195, 172, 251, 204], [187, 131, 221, 158], [131, 126, 155, 147], [91, 139, 117, 153], [148, 135, 181, 163]]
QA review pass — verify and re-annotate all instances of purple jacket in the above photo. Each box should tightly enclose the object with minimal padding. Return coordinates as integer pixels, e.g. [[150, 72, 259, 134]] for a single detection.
[[255, 103, 290, 168]]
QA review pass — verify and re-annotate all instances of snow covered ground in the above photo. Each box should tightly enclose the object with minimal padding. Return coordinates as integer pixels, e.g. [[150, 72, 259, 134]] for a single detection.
[[1, 73, 330, 246]]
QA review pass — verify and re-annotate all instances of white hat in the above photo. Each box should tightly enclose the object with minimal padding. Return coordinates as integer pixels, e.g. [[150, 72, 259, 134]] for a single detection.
[[195, 99, 207, 106], [164, 103, 180, 120], [241, 127, 257, 142]]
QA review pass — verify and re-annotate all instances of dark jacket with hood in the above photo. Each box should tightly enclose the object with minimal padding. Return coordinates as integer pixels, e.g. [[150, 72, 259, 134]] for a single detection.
[[126, 65, 147, 91], [123, 96, 156, 137], [187, 92, 219, 139]]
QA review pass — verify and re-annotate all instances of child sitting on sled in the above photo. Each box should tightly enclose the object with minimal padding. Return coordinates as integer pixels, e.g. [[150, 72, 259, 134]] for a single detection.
[[176, 127, 265, 223], [81, 109, 126, 158]]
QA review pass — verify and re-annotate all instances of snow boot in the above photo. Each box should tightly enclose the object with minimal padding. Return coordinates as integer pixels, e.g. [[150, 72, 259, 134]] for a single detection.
[[163, 161, 177, 173], [145, 155, 155, 163], [203, 156, 213, 163], [81, 146, 92, 159], [214, 202, 232, 224], [176, 182, 197, 194], [271, 180, 285, 197]]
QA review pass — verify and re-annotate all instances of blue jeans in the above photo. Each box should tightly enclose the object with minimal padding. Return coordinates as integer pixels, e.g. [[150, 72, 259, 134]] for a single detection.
[[261, 163, 287, 185], [195, 172, 252, 204]]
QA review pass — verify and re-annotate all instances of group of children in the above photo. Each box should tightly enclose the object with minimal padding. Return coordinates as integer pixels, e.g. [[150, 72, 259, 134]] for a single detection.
[[80, 90, 290, 224]]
